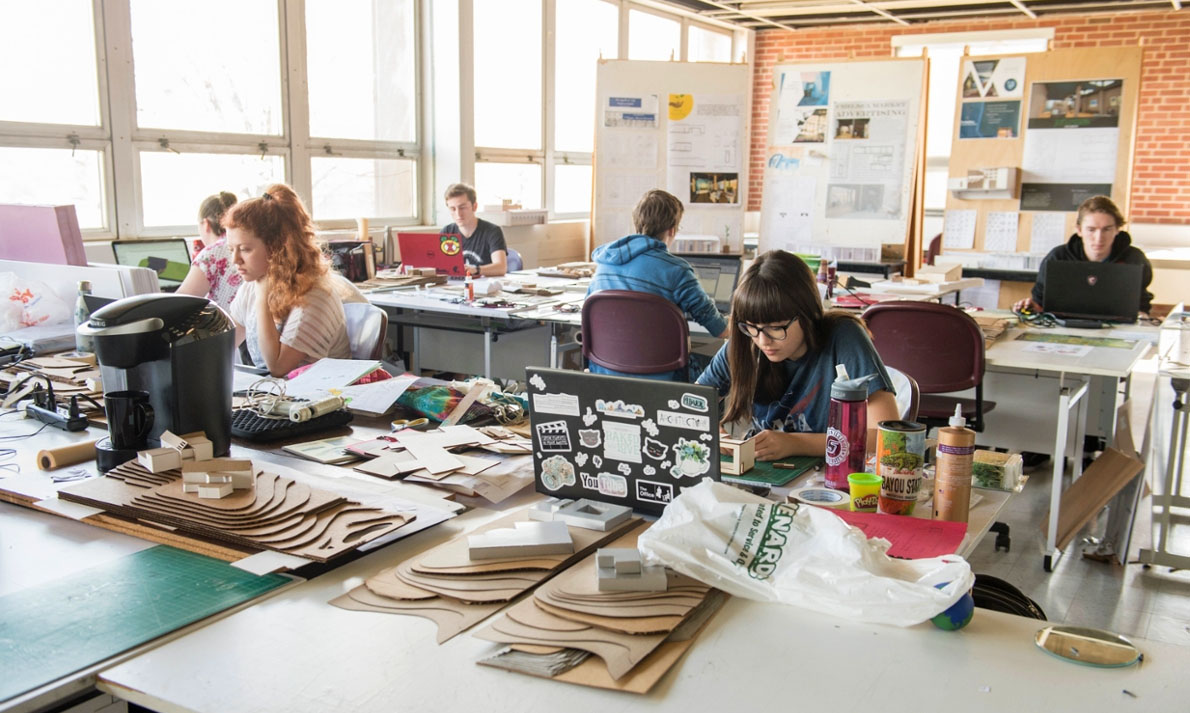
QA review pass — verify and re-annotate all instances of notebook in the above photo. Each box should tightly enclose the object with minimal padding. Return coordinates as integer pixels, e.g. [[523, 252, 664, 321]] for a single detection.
[[397, 232, 466, 278], [111, 238, 192, 290], [1041, 261, 1142, 323], [526, 367, 720, 514]]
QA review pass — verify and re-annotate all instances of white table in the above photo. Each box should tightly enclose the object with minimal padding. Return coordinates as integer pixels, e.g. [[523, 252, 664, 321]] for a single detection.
[[97, 505, 1190, 713], [983, 326, 1153, 570]]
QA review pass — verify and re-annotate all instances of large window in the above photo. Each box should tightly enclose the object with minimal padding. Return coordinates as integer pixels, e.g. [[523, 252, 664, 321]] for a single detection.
[[688, 24, 732, 63], [131, 0, 282, 135], [0, 0, 421, 239], [0, 1, 101, 127], [895, 31, 1051, 211], [628, 8, 681, 61]]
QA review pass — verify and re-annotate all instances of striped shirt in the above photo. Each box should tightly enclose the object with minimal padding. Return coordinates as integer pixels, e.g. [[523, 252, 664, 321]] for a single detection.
[[231, 279, 351, 368]]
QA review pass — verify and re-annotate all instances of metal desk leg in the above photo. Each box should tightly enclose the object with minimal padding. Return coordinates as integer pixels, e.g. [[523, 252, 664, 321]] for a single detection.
[[1140, 377, 1190, 569], [410, 325, 420, 375], [550, 325, 558, 369], [483, 328, 493, 379], [1044, 379, 1089, 572]]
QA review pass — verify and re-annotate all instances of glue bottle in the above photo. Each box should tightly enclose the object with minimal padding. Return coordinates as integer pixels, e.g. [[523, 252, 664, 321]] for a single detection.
[[825, 364, 878, 491], [464, 274, 475, 302], [934, 404, 976, 522], [74, 280, 94, 354]]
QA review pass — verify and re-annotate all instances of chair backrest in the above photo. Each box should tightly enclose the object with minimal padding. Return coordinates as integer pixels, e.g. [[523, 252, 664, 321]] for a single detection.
[[506, 247, 524, 272], [342, 302, 389, 361], [924, 233, 942, 266], [581, 290, 688, 375], [862, 301, 985, 394], [886, 366, 920, 422]]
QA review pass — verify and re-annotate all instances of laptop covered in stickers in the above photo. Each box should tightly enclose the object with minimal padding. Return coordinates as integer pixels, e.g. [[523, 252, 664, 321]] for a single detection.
[[526, 367, 720, 515]]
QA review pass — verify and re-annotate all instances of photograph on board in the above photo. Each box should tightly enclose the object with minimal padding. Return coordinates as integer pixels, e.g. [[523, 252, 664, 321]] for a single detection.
[[1027, 79, 1123, 129], [689, 172, 739, 204]]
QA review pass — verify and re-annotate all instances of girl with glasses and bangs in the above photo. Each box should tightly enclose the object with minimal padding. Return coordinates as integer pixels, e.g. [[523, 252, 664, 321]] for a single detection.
[[696, 250, 899, 461]]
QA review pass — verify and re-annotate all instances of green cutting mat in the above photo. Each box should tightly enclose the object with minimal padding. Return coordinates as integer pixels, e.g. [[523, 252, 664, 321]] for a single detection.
[[0, 545, 290, 703], [720, 456, 822, 487], [1015, 332, 1136, 349]]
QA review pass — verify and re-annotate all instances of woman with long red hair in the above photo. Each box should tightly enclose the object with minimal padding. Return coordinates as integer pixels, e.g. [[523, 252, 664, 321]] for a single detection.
[[225, 184, 350, 376]]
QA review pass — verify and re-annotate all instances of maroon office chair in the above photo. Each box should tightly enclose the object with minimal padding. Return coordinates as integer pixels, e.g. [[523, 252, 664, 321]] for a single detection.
[[924, 233, 943, 267], [581, 290, 688, 376], [862, 301, 995, 432]]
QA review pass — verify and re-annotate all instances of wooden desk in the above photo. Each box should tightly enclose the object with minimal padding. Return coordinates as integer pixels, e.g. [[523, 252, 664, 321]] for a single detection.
[[98, 506, 1190, 713]]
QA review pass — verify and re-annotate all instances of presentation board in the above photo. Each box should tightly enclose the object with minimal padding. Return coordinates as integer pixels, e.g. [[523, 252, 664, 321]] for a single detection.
[[593, 60, 751, 253], [757, 58, 927, 258], [941, 46, 1141, 256]]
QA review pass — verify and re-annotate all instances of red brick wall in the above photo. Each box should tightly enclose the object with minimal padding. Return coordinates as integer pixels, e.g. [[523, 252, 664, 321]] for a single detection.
[[748, 9, 1190, 224]]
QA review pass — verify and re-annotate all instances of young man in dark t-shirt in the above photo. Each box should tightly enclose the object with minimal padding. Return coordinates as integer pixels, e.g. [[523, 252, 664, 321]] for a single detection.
[[440, 183, 508, 277]]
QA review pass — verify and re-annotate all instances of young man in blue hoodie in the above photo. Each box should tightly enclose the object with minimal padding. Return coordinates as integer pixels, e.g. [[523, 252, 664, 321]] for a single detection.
[[587, 189, 729, 381]]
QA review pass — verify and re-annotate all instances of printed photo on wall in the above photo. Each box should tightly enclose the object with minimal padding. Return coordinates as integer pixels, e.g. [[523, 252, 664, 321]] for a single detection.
[[689, 172, 740, 204], [1027, 79, 1123, 129]]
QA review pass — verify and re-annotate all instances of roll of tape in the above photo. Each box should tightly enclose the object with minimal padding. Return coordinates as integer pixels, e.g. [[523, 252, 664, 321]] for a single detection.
[[788, 487, 849, 510]]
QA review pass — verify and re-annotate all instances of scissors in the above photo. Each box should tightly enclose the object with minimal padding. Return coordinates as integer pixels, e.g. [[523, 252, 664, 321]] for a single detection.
[[391, 417, 430, 432]]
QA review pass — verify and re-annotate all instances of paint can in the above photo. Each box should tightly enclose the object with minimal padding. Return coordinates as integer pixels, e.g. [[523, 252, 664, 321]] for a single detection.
[[876, 420, 926, 516]]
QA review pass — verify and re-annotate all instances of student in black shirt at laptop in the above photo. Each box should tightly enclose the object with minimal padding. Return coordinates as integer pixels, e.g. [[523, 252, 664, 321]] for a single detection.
[[1013, 195, 1153, 317], [440, 183, 508, 277]]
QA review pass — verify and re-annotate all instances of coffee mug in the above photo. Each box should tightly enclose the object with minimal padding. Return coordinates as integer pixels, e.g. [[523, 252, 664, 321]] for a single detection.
[[105, 390, 154, 450]]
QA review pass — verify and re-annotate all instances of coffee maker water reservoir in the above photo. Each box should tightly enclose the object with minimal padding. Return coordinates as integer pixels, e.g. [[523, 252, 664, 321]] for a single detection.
[[79, 294, 235, 456]]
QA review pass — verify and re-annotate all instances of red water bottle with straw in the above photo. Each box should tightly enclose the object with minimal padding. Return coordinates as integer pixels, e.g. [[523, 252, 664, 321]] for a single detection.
[[825, 364, 876, 491]]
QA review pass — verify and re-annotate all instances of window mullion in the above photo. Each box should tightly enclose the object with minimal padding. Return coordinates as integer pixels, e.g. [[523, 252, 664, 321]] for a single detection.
[[100, 0, 137, 238], [282, 0, 310, 204]]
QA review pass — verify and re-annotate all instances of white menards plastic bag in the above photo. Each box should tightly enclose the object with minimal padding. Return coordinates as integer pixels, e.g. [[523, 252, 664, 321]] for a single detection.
[[637, 479, 974, 627]]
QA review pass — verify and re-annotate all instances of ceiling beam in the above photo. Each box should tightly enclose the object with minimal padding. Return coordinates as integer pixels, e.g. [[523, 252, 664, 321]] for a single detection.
[[848, 0, 912, 24], [1008, 1, 1038, 18]]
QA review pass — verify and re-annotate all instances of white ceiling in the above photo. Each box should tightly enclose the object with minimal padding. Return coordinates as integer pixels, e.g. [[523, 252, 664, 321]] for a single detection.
[[655, 0, 1183, 31]]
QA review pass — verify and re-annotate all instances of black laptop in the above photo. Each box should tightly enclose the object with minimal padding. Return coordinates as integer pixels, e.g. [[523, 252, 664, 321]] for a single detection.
[[526, 367, 720, 515], [1042, 261, 1142, 323]]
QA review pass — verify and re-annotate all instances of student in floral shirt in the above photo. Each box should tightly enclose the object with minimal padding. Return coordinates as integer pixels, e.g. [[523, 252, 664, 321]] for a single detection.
[[178, 191, 241, 313]]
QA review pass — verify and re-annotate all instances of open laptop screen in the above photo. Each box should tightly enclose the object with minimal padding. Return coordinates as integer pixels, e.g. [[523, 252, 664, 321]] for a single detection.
[[1041, 261, 1142, 323], [111, 239, 192, 290], [397, 232, 466, 278], [677, 253, 741, 314]]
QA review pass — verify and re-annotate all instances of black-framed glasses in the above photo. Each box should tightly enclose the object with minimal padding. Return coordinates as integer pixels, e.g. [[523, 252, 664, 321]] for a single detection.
[[737, 318, 797, 341]]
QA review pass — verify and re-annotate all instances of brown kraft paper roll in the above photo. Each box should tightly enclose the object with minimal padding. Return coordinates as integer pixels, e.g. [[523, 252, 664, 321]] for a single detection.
[[37, 439, 100, 470]]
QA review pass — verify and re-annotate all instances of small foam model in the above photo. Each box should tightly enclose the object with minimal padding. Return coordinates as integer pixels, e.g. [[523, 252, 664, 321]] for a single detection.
[[553, 499, 632, 531], [595, 548, 668, 592], [527, 496, 573, 521], [467, 520, 574, 560]]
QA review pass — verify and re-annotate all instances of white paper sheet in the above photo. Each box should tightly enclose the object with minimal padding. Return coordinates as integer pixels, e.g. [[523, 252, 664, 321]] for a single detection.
[[943, 209, 977, 249], [984, 211, 1020, 252], [1030, 213, 1068, 254], [338, 375, 417, 416], [285, 358, 382, 396]]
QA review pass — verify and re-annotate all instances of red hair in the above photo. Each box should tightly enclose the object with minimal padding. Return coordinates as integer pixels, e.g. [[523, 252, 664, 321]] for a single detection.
[[223, 184, 327, 322]]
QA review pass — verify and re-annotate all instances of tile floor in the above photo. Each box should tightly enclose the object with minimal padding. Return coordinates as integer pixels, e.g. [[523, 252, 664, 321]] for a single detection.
[[964, 457, 1190, 647]]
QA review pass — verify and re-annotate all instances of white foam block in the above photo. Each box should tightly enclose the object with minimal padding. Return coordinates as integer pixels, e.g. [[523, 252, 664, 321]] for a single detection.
[[196, 482, 233, 499], [527, 497, 573, 521], [554, 499, 632, 531], [596, 548, 642, 574], [138, 447, 181, 473], [467, 520, 574, 560], [596, 564, 668, 592]]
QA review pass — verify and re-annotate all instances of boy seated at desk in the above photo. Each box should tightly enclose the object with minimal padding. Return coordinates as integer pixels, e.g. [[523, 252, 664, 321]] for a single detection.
[[1013, 195, 1154, 318], [441, 183, 508, 278], [587, 189, 729, 381]]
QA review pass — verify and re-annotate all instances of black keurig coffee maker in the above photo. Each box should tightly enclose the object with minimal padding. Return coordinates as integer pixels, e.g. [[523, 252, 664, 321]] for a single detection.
[[79, 293, 235, 465]]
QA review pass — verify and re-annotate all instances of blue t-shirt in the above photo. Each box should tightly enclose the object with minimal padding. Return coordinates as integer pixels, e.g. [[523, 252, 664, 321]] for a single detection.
[[696, 319, 893, 435]]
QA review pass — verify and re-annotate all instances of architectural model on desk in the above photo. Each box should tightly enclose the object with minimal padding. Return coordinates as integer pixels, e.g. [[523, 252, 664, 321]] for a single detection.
[[330, 507, 642, 644]]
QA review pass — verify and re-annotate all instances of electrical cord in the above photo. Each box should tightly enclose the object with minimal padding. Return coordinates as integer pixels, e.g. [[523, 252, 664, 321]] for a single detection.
[[1012, 308, 1058, 328]]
